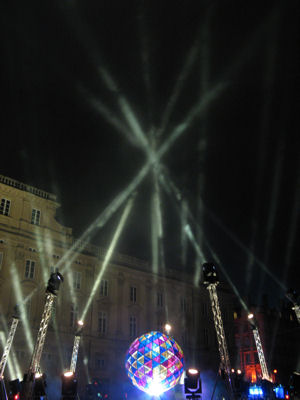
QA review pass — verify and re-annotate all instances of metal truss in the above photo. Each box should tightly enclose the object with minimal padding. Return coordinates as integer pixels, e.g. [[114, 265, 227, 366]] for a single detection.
[[207, 283, 231, 374], [28, 292, 55, 376], [70, 335, 81, 373], [0, 317, 19, 377], [252, 328, 271, 381]]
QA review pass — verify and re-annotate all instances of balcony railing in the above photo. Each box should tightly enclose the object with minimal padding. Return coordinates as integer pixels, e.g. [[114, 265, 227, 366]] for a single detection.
[[0, 175, 57, 201]]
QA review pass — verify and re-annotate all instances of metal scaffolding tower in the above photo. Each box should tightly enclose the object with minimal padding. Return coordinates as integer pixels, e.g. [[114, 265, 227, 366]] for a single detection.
[[0, 307, 20, 400], [69, 321, 83, 374], [207, 283, 231, 375], [252, 327, 271, 381], [22, 272, 63, 400], [0, 308, 20, 377], [203, 263, 231, 375], [247, 314, 271, 382], [27, 292, 55, 377]]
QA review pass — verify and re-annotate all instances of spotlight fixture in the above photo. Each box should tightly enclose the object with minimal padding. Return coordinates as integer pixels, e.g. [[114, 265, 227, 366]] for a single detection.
[[184, 368, 201, 399], [202, 263, 219, 286], [33, 373, 47, 398], [61, 371, 78, 400], [46, 272, 64, 295]]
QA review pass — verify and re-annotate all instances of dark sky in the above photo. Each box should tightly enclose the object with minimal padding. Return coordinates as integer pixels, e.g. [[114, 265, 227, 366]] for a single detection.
[[0, 0, 299, 307]]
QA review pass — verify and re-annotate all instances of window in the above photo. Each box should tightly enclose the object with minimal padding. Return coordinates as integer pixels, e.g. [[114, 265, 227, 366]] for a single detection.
[[130, 286, 137, 303], [0, 198, 10, 216], [98, 311, 107, 334], [0, 252, 3, 270], [73, 271, 81, 290], [100, 279, 108, 297], [180, 297, 187, 312], [129, 316, 136, 338], [157, 292, 163, 307], [70, 305, 78, 327], [95, 354, 105, 369], [31, 209, 41, 225], [25, 260, 35, 279]]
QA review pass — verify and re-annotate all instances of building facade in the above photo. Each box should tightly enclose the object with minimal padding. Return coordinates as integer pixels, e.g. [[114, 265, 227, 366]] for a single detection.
[[0, 175, 236, 398]]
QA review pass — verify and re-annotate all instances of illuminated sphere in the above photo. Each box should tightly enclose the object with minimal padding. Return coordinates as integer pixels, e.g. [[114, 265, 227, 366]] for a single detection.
[[125, 331, 184, 396]]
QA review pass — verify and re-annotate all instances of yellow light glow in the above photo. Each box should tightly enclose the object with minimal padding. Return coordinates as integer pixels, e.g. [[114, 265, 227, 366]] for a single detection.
[[188, 368, 199, 375], [64, 371, 74, 377]]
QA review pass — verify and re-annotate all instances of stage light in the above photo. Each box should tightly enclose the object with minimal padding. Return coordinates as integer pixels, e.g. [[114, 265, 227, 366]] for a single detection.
[[61, 371, 78, 400], [184, 368, 201, 398], [78, 320, 84, 326], [47, 272, 64, 295], [64, 371, 74, 377], [33, 373, 47, 397], [202, 263, 219, 286], [8, 379, 20, 399], [248, 313, 254, 320], [249, 385, 264, 397]]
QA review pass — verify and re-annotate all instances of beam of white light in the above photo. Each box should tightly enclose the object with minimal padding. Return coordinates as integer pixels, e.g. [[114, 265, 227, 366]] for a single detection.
[[245, 14, 279, 294], [157, 82, 227, 160], [162, 166, 287, 296], [180, 200, 188, 266], [283, 163, 300, 278], [156, 42, 199, 138], [10, 263, 34, 352], [257, 135, 284, 303], [201, 198, 287, 292], [159, 172, 252, 313], [80, 86, 140, 148], [80, 195, 135, 322], [25, 77, 224, 297], [204, 240, 249, 313], [99, 67, 152, 154]]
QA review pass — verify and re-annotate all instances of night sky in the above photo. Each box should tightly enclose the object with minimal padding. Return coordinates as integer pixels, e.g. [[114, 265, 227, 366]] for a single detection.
[[0, 0, 299, 307]]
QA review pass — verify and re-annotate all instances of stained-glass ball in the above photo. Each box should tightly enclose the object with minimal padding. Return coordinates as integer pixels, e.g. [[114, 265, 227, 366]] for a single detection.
[[125, 331, 184, 396]]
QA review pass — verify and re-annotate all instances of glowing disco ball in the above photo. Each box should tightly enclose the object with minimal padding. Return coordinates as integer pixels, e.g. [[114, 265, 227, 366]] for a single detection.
[[125, 331, 184, 396]]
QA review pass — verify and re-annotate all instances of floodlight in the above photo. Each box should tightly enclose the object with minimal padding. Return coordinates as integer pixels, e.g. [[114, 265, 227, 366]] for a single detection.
[[46, 272, 64, 295], [64, 371, 74, 377], [33, 373, 47, 397], [184, 368, 201, 398], [61, 371, 78, 400], [202, 263, 219, 286], [8, 379, 21, 397]]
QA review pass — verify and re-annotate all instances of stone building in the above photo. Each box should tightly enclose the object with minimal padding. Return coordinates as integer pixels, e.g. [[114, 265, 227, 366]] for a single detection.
[[0, 174, 236, 398]]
